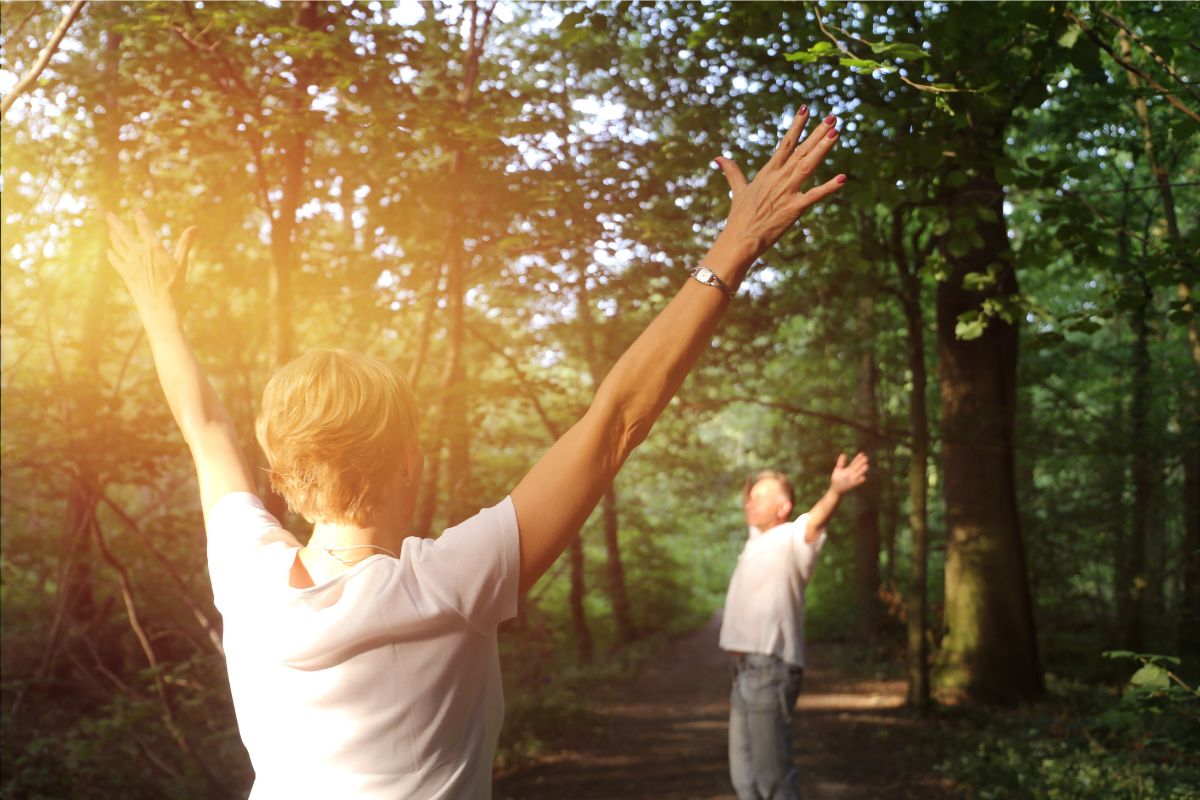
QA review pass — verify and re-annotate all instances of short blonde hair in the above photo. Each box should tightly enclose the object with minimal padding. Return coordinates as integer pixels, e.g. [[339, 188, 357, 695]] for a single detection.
[[255, 349, 420, 526]]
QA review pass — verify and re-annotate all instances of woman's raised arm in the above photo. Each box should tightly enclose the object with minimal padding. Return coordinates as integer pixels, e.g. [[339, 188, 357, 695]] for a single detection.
[[107, 211, 257, 514], [512, 108, 846, 592]]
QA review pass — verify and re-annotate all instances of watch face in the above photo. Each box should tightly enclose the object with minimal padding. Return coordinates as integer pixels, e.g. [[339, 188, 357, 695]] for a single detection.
[[695, 267, 714, 283]]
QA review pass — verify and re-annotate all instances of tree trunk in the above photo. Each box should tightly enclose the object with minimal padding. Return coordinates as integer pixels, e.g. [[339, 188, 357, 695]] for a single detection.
[[413, 437, 442, 539], [600, 487, 636, 644], [23, 22, 123, 720], [568, 537, 593, 662], [854, 295, 882, 643], [442, 226, 471, 525], [1120, 28, 1200, 653], [894, 213, 930, 711], [1121, 274, 1152, 651], [261, 1, 321, 522], [1182, 436, 1200, 655], [934, 166, 1041, 703], [575, 276, 636, 645], [266, 0, 319, 371], [418, 4, 494, 529]]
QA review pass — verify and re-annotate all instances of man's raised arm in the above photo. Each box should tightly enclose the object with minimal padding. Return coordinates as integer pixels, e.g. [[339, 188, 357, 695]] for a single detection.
[[804, 452, 870, 544], [107, 211, 256, 514], [513, 108, 848, 593]]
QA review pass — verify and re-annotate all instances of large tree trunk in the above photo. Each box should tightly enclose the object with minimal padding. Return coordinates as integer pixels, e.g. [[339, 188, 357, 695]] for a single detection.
[[853, 295, 882, 643], [934, 166, 1041, 704]]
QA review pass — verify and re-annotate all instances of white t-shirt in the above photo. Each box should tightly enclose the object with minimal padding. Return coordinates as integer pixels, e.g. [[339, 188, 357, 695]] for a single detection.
[[205, 492, 520, 799], [718, 513, 826, 667]]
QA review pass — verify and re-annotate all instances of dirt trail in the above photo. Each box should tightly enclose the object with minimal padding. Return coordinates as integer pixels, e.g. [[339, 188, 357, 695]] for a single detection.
[[495, 613, 956, 799]]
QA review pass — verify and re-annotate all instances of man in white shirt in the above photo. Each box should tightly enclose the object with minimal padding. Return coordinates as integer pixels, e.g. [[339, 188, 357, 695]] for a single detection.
[[720, 454, 869, 800]]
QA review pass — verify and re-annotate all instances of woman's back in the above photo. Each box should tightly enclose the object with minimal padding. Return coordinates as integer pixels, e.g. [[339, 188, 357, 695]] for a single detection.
[[207, 492, 520, 798]]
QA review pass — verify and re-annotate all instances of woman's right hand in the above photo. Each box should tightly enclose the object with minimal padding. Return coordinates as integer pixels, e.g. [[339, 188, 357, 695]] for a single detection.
[[106, 210, 197, 313], [712, 108, 845, 263]]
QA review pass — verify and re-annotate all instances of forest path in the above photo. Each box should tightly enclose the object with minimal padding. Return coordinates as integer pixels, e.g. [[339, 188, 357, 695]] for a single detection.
[[495, 613, 957, 799]]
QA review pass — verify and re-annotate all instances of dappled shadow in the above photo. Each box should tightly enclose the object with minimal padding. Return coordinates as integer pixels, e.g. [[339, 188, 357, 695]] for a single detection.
[[495, 614, 959, 800]]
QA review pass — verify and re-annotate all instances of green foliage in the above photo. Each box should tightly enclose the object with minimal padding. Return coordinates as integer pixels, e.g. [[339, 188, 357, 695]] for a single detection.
[[936, 659, 1200, 799], [2, 0, 1197, 792]]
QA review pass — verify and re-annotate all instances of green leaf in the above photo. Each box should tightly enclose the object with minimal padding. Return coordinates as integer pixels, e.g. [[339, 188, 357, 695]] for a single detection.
[[1057, 25, 1082, 49], [869, 42, 931, 60], [839, 57, 887, 72], [810, 41, 834, 54], [956, 313, 987, 340], [1129, 664, 1171, 690], [963, 270, 997, 290]]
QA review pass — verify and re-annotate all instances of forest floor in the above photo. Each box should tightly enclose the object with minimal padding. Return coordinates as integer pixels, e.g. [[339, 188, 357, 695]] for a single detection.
[[495, 613, 961, 800]]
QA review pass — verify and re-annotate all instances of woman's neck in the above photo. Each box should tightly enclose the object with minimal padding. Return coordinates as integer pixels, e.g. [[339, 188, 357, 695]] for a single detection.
[[309, 517, 404, 558]]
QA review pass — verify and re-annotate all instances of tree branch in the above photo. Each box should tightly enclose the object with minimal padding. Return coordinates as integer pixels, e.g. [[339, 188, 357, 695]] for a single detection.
[[697, 396, 912, 443], [465, 320, 567, 441], [1099, 9, 1200, 108], [0, 0, 86, 120], [91, 517, 233, 797], [97, 492, 225, 657], [810, 2, 968, 96], [1063, 9, 1200, 124]]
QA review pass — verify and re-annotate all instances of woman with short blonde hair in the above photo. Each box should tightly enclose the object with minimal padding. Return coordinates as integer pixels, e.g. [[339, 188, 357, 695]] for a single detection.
[[106, 106, 846, 798]]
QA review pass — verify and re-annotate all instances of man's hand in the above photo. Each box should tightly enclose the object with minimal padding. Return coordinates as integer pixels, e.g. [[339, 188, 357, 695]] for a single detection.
[[804, 452, 869, 544], [830, 452, 869, 495], [106, 210, 197, 311]]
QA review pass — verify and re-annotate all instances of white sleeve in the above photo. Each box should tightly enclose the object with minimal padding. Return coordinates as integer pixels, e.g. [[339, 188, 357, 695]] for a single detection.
[[204, 492, 292, 614], [404, 496, 520, 633], [791, 512, 826, 584]]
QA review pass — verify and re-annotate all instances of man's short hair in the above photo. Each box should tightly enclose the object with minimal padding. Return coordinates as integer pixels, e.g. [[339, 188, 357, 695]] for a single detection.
[[743, 469, 796, 506], [255, 349, 420, 526]]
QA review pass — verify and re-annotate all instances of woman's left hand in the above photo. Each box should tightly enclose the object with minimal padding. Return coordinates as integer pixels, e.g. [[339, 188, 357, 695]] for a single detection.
[[713, 108, 845, 262]]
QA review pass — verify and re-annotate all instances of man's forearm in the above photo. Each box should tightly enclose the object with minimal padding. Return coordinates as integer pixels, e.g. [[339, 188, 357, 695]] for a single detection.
[[804, 486, 843, 544]]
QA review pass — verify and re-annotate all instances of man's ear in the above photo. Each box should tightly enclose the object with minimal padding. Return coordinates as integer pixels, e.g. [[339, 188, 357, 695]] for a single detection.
[[778, 499, 793, 522]]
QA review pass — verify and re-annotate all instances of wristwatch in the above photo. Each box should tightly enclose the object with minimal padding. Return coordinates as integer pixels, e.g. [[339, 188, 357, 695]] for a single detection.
[[687, 264, 736, 299]]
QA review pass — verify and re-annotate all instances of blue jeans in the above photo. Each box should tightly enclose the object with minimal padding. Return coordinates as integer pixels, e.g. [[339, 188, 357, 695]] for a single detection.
[[728, 653, 805, 800]]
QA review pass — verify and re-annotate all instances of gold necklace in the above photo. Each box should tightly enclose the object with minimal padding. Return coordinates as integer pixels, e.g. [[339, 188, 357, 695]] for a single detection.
[[320, 543, 399, 566]]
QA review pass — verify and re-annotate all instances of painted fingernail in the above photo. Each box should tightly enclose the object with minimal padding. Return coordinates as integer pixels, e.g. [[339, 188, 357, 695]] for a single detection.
[[799, 104, 808, 116], [824, 114, 836, 125], [827, 129, 839, 139], [836, 174, 847, 184]]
